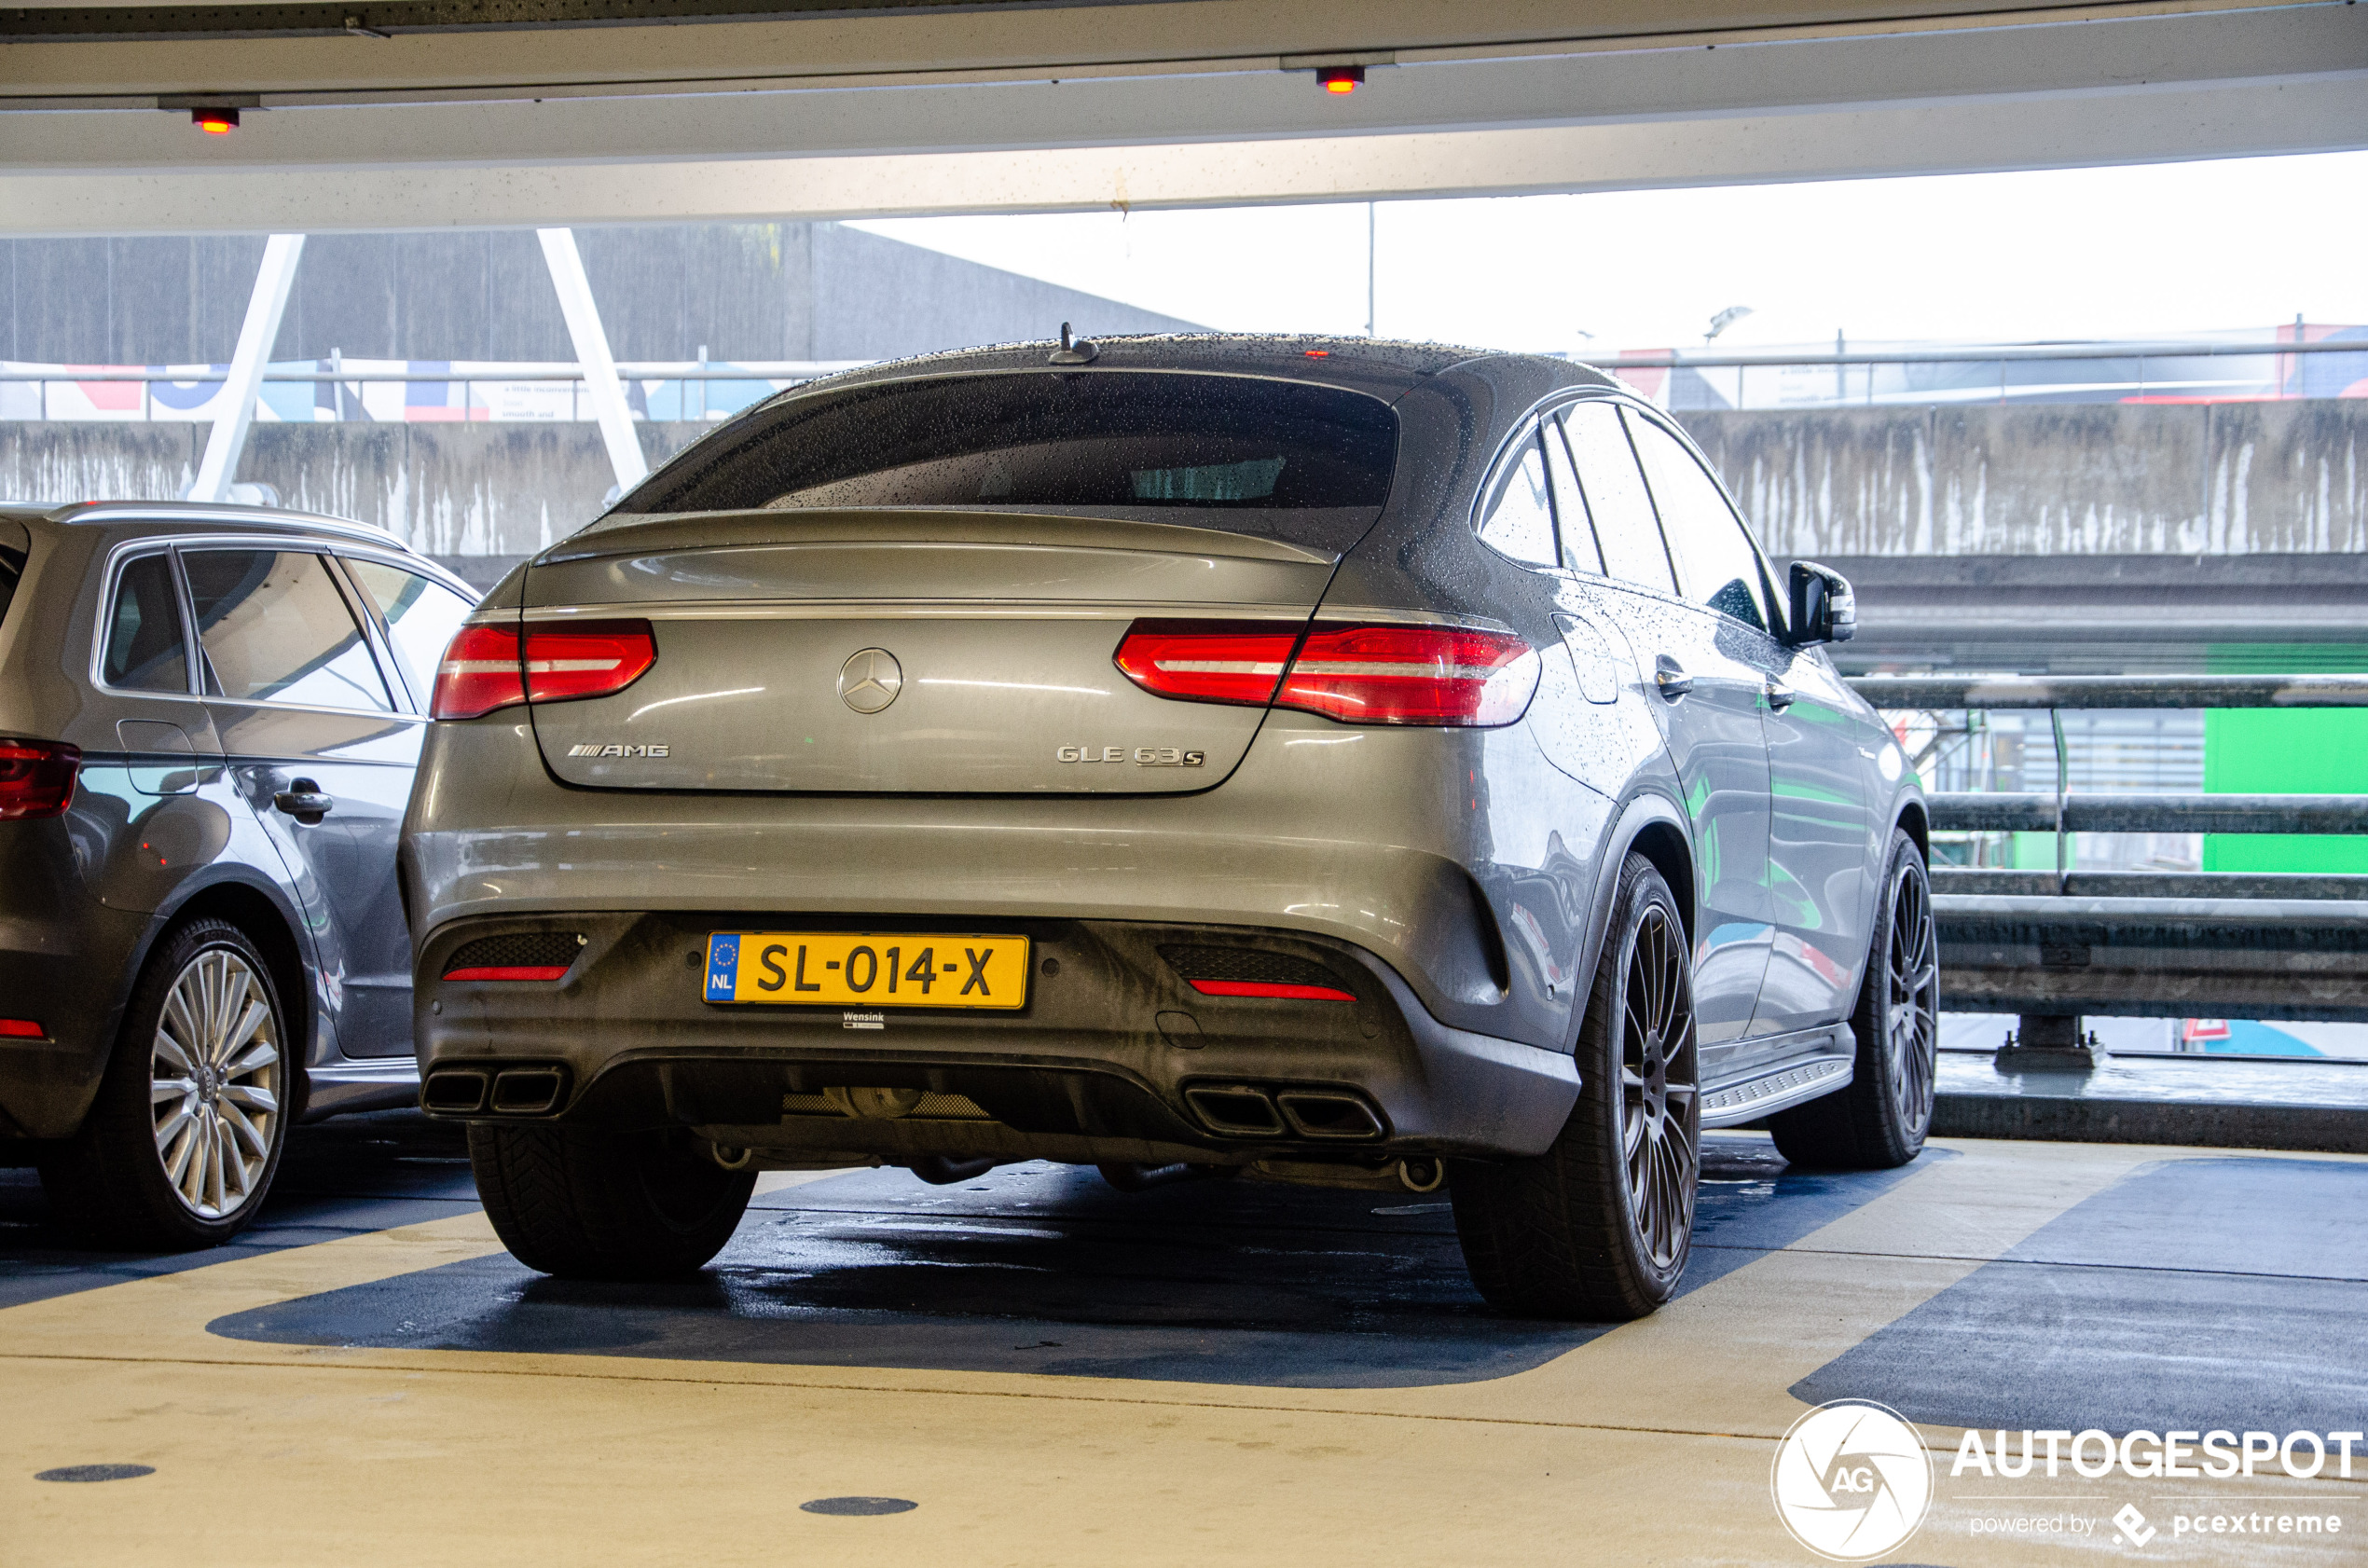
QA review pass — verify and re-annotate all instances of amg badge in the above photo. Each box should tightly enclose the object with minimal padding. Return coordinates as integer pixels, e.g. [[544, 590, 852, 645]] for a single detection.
[[1055, 746, 1205, 766], [568, 742, 670, 758]]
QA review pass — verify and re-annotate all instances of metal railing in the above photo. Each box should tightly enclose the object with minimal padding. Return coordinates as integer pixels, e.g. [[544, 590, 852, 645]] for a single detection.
[[1848, 672, 2368, 1044]]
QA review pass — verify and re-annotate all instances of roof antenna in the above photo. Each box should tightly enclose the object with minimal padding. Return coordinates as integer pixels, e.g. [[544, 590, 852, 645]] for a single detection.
[[1049, 321, 1099, 364]]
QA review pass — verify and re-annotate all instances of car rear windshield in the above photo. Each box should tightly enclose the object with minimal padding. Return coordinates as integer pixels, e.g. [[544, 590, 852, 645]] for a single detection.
[[606, 371, 1398, 546]]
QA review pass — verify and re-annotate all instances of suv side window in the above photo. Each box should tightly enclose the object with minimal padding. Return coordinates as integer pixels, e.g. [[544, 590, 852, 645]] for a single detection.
[[346, 558, 473, 708], [1540, 416, 1604, 574], [1559, 402, 1674, 595], [1622, 411, 1774, 633], [1475, 425, 1562, 570], [103, 553, 191, 694], [184, 549, 393, 712]]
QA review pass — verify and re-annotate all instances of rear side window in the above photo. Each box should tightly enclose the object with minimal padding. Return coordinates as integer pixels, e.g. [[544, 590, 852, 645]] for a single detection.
[[1476, 428, 1560, 569], [1560, 403, 1674, 595], [607, 371, 1397, 550], [347, 559, 474, 707], [1624, 412, 1775, 632], [184, 550, 392, 712], [103, 554, 190, 694], [0, 528, 21, 640]]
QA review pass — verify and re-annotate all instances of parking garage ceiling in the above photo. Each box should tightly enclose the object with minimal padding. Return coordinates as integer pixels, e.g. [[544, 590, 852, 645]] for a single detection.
[[4, 0, 2364, 233]]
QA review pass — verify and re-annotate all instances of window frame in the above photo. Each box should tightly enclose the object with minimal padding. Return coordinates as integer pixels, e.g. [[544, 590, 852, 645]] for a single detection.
[[89, 542, 203, 701], [91, 533, 429, 721], [1470, 420, 1567, 572], [1616, 402, 1791, 641], [331, 550, 478, 715]]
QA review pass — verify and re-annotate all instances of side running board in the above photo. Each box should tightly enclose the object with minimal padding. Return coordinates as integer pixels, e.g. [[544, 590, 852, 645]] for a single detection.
[[1699, 1053, 1854, 1129]]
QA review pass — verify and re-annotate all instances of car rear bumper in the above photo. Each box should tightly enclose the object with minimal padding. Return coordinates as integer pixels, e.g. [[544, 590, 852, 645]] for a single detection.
[[0, 829, 144, 1141], [414, 912, 1579, 1164]]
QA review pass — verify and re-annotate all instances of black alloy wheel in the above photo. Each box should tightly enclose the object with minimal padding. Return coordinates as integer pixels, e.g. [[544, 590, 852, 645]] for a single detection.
[[1769, 829, 1937, 1170], [1450, 854, 1700, 1321]]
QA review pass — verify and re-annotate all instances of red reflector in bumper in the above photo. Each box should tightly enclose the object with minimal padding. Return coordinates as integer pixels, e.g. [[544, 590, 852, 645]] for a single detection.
[[442, 965, 571, 983], [1187, 979, 1356, 1002], [0, 1018, 46, 1038]]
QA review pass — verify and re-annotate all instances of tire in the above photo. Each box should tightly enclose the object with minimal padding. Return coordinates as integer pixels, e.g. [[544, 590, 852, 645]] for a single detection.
[[1769, 829, 1938, 1171], [468, 1121, 755, 1280], [39, 918, 291, 1249], [1449, 854, 1700, 1321]]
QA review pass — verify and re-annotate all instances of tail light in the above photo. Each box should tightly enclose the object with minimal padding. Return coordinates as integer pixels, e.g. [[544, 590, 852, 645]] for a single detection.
[[1111, 622, 1299, 706], [0, 739, 80, 820], [524, 620, 657, 705], [1114, 621, 1537, 726], [433, 620, 656, 720], [433, 623, 526, 720]]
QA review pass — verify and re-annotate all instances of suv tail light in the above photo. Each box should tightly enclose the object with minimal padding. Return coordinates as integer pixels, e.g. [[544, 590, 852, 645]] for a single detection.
[[0, 739, 80, 820], [434, 621, 656, 721], [1114, 621, 1537, 727], [434, 623, 525, 720], [524, 621, 657, 705], [1110, 622, 1299, 706]]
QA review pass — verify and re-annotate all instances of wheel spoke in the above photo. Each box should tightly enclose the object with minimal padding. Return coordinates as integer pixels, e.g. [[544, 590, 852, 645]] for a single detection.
[[220, 1099, 268, 1161], [223, 1040, 281, 1080], [219, 998, 269, 1063]]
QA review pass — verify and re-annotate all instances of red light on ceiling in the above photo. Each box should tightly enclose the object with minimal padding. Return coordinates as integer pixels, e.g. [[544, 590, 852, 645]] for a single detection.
[[1303, 350, 1330, 357], [193, 108, 240, 134], [1317, 66, 1364, 94]]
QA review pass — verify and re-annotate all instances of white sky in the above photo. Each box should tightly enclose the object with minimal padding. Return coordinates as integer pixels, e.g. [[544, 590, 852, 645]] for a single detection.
[[852, 151, 2368, 355]]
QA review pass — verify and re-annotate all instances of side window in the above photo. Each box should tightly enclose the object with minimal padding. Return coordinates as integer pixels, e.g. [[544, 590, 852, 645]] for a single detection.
[[102, 554, 190, 694], [1560, 403, 1674, 595], [347, 559, 474, 708], [1623, 411, 1774, 633], [184, 550, 393, 712], [1541, 417, 1604, 573], [1475, 426, 1561, 569]]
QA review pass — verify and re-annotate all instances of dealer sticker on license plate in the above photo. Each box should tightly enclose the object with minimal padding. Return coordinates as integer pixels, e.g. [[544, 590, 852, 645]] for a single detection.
[[703, 932, 1028, 1009]]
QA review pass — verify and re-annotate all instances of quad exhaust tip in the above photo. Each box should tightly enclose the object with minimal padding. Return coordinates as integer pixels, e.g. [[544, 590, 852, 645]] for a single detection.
[[422, 1065, 569, 1117], [1183, 1083, 1385, 1141]]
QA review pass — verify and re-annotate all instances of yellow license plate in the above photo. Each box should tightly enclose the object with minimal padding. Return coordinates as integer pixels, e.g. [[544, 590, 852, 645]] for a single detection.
[[704, 932, 1029, 1009]]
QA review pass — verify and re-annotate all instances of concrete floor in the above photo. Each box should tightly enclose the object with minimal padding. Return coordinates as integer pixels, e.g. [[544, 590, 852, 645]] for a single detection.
[[2, 1118, 2361, 1565]]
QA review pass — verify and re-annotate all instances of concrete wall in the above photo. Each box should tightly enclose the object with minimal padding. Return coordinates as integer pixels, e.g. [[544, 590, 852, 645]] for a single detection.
[[1680, 400, 2368, 557], [7, 400, 2364, 562]]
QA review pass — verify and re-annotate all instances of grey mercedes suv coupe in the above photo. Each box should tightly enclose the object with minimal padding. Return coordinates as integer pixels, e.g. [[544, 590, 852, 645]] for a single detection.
[[0, 502, 475, 1246], [406, 335, 1937, 1320]]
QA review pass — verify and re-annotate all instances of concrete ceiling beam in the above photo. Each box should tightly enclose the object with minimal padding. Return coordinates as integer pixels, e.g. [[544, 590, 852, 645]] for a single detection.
[[5, 68, 2358, 236]]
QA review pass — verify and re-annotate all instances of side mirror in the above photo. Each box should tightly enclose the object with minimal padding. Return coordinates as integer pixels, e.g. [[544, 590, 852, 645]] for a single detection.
[[1788, 561, 1856, 647]]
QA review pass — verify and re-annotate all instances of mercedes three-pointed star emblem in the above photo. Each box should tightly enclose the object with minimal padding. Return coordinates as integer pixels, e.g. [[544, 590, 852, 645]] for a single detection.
[[836, 647, 903, 714]]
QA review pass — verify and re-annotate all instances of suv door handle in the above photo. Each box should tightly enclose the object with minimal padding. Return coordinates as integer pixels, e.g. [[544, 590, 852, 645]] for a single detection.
[[1765, 680, 1798, 712], [273, 777, 334, 824], [1654, 655, 1694, 702]]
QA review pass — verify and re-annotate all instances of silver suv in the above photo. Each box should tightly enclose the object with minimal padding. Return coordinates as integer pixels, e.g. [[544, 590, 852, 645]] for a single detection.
[[406, 337, 1937, 1320], [0, 502, 475, 1246]]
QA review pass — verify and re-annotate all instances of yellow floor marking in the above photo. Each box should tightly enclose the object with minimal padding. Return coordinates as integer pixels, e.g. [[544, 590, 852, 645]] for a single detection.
[[4, 1140, 2361, 1566]]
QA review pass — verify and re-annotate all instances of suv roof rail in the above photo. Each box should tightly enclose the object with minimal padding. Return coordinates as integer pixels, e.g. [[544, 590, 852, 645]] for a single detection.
[[46, 500, 409, 551]]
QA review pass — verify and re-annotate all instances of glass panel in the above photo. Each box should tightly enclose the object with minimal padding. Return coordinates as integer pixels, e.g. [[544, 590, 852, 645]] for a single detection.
[[1623, 411, 1773, 632], [347, 560, 474, 708], [1560, 403, 1673, 595], [1542, 417, 1603, 573], [184, 550, 392, 711], [1476, 429, 1560, 569], [102, 554, 189, 693], [608, 372, 1398, 554]]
